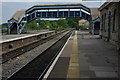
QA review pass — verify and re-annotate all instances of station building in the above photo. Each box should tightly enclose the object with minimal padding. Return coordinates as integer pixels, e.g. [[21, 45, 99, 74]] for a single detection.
[[90, 8, 100, 34], [99, 2, 120, 49], [92, 17, 100, 35], [8, 9, 26, 34]]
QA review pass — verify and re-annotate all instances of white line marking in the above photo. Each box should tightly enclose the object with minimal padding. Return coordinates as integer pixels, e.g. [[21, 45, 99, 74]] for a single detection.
[[43, 32, 73, 80]]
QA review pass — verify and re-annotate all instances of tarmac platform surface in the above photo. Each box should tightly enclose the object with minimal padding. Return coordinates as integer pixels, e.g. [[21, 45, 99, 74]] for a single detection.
[[46, 30, 118, 79]]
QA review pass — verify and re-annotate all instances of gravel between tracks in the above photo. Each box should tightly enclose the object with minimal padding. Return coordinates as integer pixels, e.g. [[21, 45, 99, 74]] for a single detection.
[[2, 31, 69, 79]]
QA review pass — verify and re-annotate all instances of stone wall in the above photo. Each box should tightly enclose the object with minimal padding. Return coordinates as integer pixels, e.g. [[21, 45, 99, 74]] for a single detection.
[[1, 31, 55, 54], [99, 2, 119, 46]]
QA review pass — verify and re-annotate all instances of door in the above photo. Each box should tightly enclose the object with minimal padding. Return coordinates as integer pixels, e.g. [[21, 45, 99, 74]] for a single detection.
[[94, 22, 100, 35]]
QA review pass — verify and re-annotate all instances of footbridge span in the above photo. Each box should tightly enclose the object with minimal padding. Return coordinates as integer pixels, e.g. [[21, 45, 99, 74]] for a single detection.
[[8, 4, 92, 34]]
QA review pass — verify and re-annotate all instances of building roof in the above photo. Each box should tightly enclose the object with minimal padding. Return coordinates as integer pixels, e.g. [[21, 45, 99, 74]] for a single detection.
[[99, 1, 120, 11], [26, 3, 90, 13], [106, 0, 120, 2], [10, 9, 26, 21], [78, 19, 87, 22], [98, 2, 110, 11], [90, 8, 100, 20], [93, 17, 100, 23], [33, 3, 89, 9]]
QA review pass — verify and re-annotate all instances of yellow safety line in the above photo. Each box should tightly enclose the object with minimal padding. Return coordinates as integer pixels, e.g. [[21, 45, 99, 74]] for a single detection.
[[67, 31, 80, 78]]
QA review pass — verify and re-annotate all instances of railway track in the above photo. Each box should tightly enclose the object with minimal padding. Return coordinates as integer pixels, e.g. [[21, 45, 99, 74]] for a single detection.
[[6, 30, 73, 80], [2, 30, 69, 63]]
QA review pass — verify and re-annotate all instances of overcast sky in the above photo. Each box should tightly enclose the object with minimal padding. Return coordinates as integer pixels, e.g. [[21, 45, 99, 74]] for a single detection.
[[0, 0, 106, 24]]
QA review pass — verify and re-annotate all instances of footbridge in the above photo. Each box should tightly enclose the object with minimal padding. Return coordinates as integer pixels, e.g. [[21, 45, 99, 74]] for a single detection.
[[8, 4, 92, 34]]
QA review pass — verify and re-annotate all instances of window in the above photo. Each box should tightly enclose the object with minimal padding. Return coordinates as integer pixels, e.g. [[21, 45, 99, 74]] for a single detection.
[[42, 12, 46, 17], [101, 15, 103, 31], [82, 12, 85, 18], [64, 11, 68, 17], [103, 13, 106, 32], [113, 9, 116, 32], [70, 11, 74, 17], [59, 11, 63, 17], [47, 12, 52, 17], [108, 11, 111, 29], [31, 13, 35, 19], [53, 12, 57, 17], [36, 12, 41, 17], [75, 11, 80, 17]]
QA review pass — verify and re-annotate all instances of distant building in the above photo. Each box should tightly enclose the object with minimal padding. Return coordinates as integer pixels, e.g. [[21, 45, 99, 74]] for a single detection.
[[99, 2, 120, 48], [90, 8, 100, 20], [89, 8, 100, 34], [8, 9, 26, 34], [78, 19, 90, 30], [92, 17, 100, 35]]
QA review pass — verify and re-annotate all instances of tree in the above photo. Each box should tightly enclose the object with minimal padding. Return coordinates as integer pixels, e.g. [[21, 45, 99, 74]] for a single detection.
[[57, 19, 69, 28], [51, 21, 58, 28], [45, 21, 52, 28], [39, 20, 46, 29], [27, 20, 37, 30], [66, 18, 79, 29]]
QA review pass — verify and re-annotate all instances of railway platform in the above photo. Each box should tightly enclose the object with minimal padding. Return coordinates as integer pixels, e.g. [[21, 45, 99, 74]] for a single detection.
[[2, 29, 71, 79], [0, 30, 51, 43], [45, 31, 119, 79]]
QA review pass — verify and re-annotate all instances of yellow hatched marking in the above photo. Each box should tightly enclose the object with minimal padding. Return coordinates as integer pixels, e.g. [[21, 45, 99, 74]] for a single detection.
[[67, 31, 80, 78]]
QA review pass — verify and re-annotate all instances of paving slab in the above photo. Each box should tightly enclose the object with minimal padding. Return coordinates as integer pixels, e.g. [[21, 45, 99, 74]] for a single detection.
[[89, 66, 115, 72], [48, 57, 70, 78], [78, 31, 118, 79], [95, 71, 118, 78]]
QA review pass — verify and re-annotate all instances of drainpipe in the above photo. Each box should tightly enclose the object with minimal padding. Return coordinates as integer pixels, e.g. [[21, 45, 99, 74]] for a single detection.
[[118, 1, 120, 53]]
